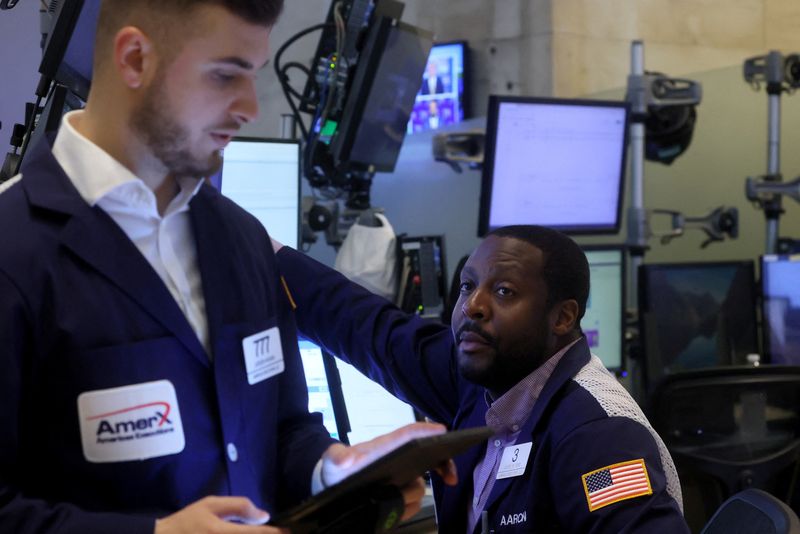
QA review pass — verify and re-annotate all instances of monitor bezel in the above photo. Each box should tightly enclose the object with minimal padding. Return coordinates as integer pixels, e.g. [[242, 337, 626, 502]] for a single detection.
[[218, 137, 302, 250], [478, 95, 630, 237], [580, 244, 627, 375], [637, 259, 758, 392]]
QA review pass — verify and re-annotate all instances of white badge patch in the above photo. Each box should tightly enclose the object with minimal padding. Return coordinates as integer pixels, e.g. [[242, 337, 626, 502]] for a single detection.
[[242, 326, 284, 385], [77, 380, 185, 463], [496, 442, 533, 480]]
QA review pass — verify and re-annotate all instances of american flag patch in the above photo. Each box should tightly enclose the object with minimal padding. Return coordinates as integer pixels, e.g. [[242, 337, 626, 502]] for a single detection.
[[581, 459, 652, 512]]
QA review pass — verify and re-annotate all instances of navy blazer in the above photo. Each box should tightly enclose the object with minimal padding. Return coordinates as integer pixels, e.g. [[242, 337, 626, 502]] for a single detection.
[[0, 137, 335, 534], [278, 247, 689, 533]]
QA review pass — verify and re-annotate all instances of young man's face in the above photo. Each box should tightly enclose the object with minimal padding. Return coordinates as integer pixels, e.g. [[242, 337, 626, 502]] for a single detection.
[[131, 4, 272, 178], [451, 236, 554, 396]]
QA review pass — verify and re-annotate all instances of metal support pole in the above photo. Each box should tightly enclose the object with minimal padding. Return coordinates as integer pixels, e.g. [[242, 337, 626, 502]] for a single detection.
[[763, 51, 784, 253], [626, 40, 647, 309]]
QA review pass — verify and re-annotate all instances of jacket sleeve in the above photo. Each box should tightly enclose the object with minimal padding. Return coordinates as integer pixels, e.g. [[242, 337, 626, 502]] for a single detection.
[[276, 246, 462, 425], [270, 249, 338, 510], [549, 416, 689, 533], [0, 270, 156, 534]]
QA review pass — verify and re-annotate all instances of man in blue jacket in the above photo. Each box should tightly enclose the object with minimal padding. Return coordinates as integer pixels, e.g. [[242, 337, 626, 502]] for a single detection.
[[276, 225, 690, 533], [0, 1, 444, 533]]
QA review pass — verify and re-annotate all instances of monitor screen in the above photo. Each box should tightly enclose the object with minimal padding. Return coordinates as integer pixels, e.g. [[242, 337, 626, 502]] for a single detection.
[[478, 96, 629, 235], [638, 261, 758, 385], [297, 339, 341, 440], [582, 247, 625, 372], [761, 255, 800, 364], [335, 359, 417, 445], [407, 41, 468, 134], [214, 138, 300, 248], [332, 21, 434, 172]]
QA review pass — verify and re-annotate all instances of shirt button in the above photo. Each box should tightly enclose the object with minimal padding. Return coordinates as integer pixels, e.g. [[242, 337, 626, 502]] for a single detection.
[[511, 424, 519, 432], [227, 442, 238, 462], [494, 439, 502, 447]]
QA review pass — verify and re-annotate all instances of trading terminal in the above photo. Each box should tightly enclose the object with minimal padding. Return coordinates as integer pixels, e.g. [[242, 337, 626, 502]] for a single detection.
[[2, 0, 800, 532]]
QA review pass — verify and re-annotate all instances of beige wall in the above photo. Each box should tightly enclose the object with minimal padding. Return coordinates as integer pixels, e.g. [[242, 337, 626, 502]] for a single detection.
[[550, 0, 800, 97]]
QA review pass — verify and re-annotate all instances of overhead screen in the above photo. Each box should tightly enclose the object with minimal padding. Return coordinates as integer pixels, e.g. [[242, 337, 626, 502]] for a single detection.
[[407, 40, 469, 134], [332, 22, 433, 173], [479, 96, 629, 235], [214, 138, 300, 248], [761, 255, 800, 365], [638, 261, 758, 387], [582, 247, 625, 373]]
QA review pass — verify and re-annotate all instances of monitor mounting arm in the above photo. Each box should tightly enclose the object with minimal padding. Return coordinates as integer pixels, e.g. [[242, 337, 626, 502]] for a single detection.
[[649, 206, 739, 249]]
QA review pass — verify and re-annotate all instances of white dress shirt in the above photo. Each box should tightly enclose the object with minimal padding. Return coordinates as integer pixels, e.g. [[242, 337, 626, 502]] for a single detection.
[[51, 110, 210, 355]]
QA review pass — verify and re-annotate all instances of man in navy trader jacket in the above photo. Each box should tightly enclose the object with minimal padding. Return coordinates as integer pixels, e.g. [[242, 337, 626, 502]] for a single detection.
[[0, 1, 446, 533], [275, 225, 690, 533]]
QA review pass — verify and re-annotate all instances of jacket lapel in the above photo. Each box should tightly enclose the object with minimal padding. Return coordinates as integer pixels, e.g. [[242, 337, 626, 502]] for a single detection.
[[188, 186, 232, 362], [21, 136, 209, 366]]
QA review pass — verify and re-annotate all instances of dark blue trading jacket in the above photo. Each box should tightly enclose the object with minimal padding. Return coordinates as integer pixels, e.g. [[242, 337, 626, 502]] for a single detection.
[[277, 246, 689, 534], [0, 137, 335, 534]]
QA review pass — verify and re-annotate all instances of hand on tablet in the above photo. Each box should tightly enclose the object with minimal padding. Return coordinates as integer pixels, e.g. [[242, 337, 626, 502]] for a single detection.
[[320, 422, 459, 521], [154, 496, 288, 534]]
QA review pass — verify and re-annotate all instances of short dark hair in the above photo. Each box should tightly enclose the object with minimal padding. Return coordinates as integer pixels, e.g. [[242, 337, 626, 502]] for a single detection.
[[94, 0, 283, 72], [487, 225, 590, 328]]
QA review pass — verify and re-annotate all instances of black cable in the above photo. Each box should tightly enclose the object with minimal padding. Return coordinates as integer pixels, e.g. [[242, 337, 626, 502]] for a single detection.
[[281, 62, 314, 102], [273, 22, 332, 140]]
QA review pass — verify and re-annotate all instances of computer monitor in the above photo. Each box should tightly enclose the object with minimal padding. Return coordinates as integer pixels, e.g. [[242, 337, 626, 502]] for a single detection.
[[297, 339, 343, 440], [582, 246, 625, 373], [478, 96, 629, 236], [212, 138, 301, 248], [761, 255, 800, 365], [638, 261, 758, 388], [407, 40, 469, 134], [330, 20, 434, 172], [335, 359, 418, 445]]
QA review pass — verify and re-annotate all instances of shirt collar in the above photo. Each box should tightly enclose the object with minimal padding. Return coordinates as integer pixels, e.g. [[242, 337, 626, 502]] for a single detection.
[[52, 110, 203, 212], [484, 337, 582, 434]]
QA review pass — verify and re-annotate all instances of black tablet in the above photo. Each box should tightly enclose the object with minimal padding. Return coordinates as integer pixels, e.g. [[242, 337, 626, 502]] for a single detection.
[[271, 426, 493, 531]]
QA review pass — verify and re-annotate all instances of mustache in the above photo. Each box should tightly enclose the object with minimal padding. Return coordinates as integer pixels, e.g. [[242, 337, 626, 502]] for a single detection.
[[454, 321, 497, 347]]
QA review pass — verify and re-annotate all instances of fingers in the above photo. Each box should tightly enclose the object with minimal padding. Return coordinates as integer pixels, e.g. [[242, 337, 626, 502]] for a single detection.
[[155, 496, 282, 534], [354, 422, 447, 463], [201, 496, 270, 523], [399, 477, 426, 521], [434, 458, 459, 486], [323, 423, 450, 488]]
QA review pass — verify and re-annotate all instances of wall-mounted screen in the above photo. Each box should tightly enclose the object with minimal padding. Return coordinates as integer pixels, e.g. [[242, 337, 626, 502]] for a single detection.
[[212, 138, 300, 248], [407, 40, 469, 134], [478, 96, 629, 235]]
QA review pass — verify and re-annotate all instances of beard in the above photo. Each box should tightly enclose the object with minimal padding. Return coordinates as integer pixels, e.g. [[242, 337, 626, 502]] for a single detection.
[[455, 316, 551, 396], [131, 77, 223, 178]]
